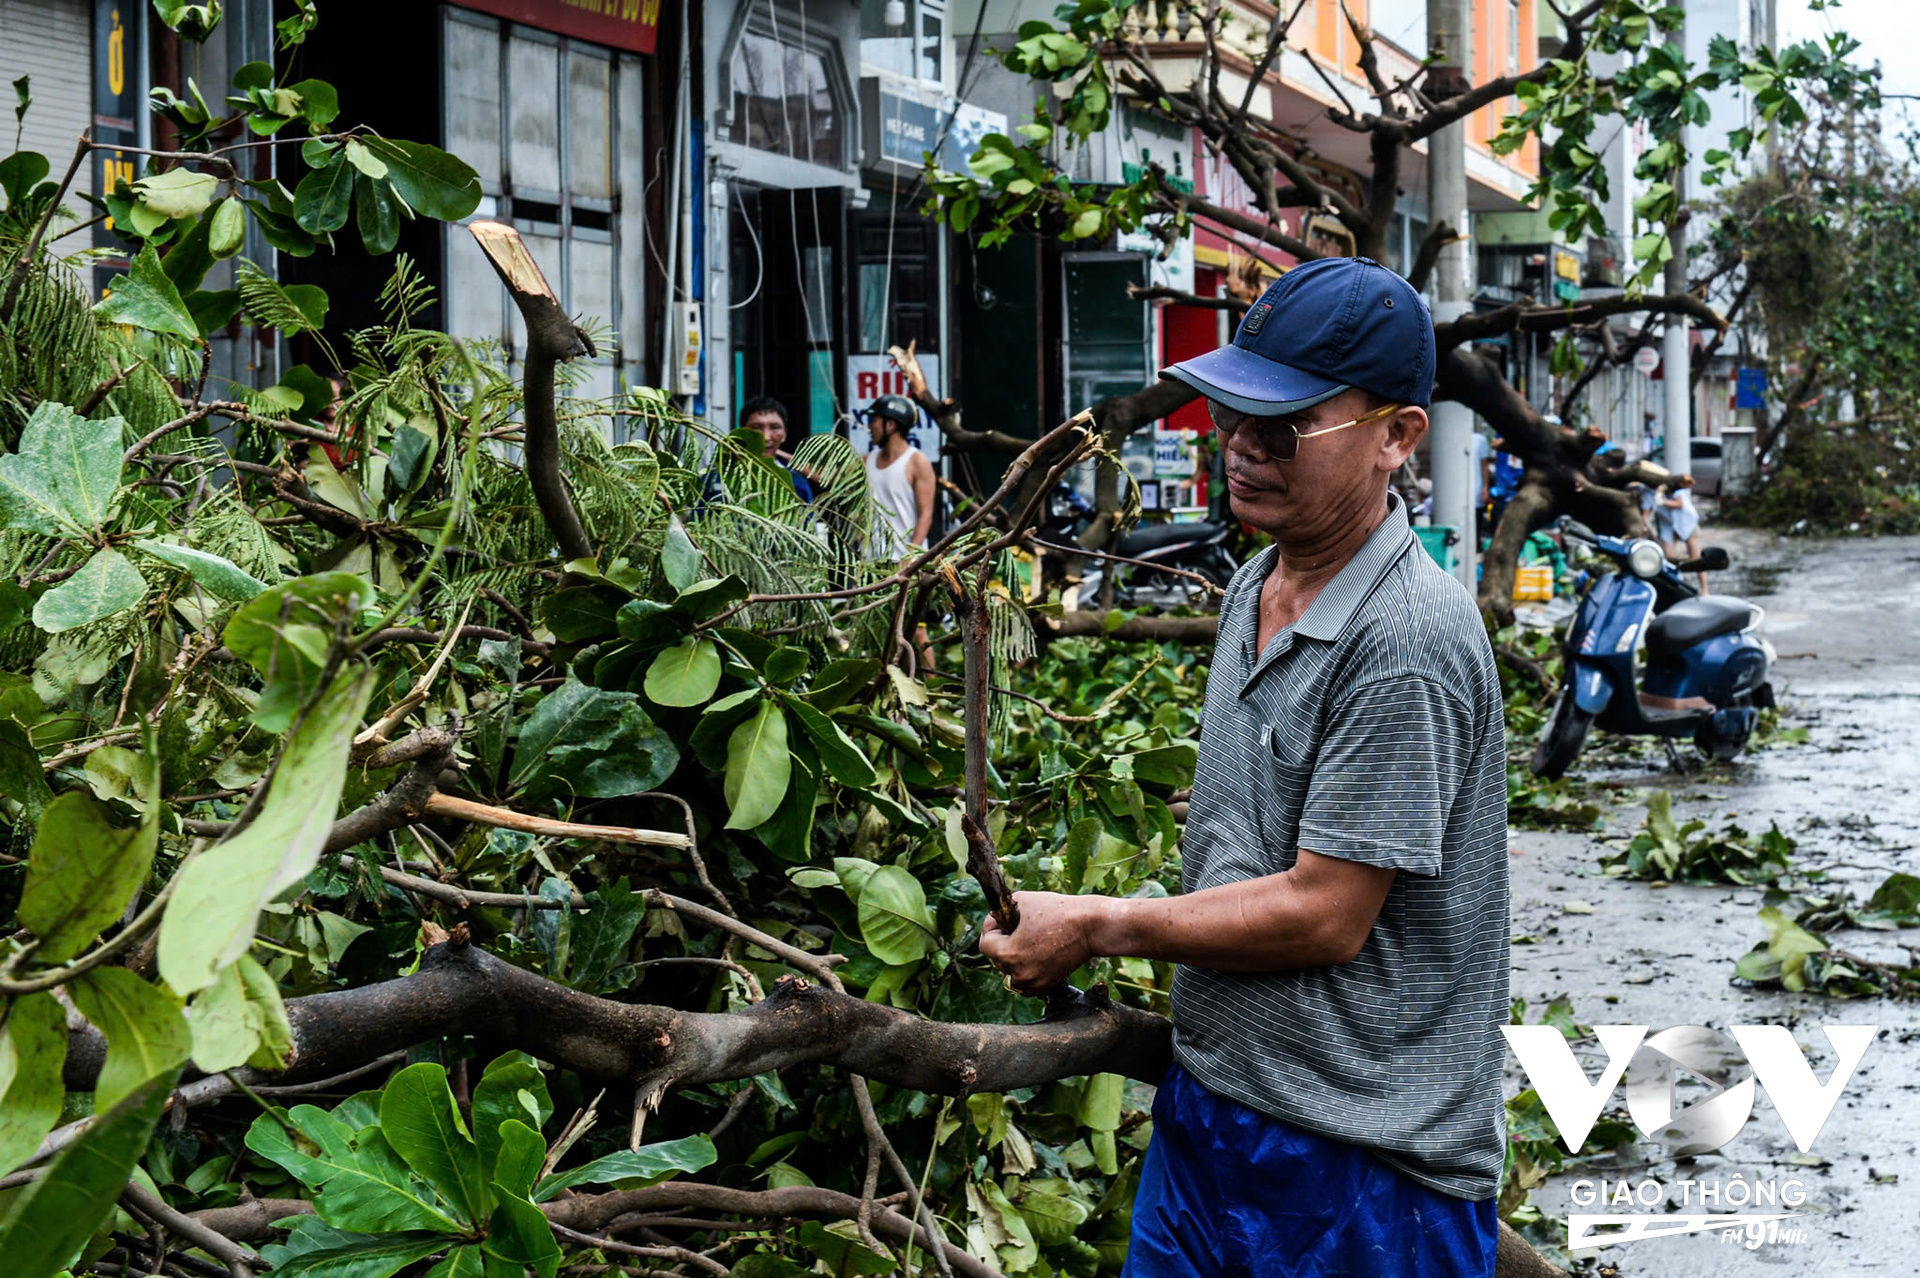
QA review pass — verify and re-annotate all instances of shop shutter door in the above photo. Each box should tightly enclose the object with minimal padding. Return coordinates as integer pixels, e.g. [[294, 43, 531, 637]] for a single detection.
[[1, 0, 95, 208]]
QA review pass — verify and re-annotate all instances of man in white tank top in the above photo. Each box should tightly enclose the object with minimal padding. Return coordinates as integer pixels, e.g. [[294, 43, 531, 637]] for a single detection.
[[862, 395, 935, 559]]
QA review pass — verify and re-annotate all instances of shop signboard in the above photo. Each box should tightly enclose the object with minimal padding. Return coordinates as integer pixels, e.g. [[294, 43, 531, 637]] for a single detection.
[[846, 353, 942, 464], [863, 74, 1006, 176]]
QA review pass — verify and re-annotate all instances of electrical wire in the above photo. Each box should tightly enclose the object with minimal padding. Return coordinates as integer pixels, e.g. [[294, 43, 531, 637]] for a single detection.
[[729, 179, 765, 310]]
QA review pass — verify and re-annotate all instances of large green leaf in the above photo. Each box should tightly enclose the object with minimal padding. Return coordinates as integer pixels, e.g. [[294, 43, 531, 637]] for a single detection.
[[0, 1068, 173, 1278], [423, 1244, 487, 1278], [856, 865, 936, 965], [0, 993, 69, 1177], [18, 788, 156, 963], [259, 1216, 451, 1278], [245, 1108, 464, 1234], [0, 721, 54, 823], [0, 401, 126, 537], [491, 1122, 544, 1201], [186, 953, 295, 1072], [471, 1054, 552, 1186], [354, 171, 401, 255], [483, 1183, 560, 1278], [157, 666, 374, 995], [510, 679, 678, 800], [295, 157, 355, 233], [357, 137, 482, 221], [724, 698, 790, 830], [31, 548, 147, 633], [531, 1134, 717, 1202], [786, 697, 877, 788], [380, 1063, 490, 1228], [94, 244, 199, 339], [134, 537, 268, 600], [222, 573, 370, 732], [644, 636, 721, 707], [131, 166, 219, 219], [68, 968, 191, 1113]]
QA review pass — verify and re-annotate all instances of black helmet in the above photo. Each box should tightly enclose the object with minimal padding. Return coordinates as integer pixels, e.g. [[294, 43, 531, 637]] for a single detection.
[[869, 394, 917, 428]]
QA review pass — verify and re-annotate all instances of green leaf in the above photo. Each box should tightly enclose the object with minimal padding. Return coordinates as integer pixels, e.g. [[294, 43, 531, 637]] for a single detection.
[[855, 865, 935, 965], [805, 657, 879, 712], [295, 158, 355, 234], [0, 1068, 173, 1277], [0, 400, 126, 537], [786, 697, 877, 788], [381, 1063, 490, 1227], [0, 150, 49, 205], [158, 666, 374, 995], [356, 137, 482, 221], [661, 518, 704, 590], [342, 138, 388, 179], [132, 166, 220, 219], [472, 1054, 552, 1185], [1077, 1071, 1124, 1131], [1019, 1184, 1090, 1245], [94, 244, 200, 338], [531, 1133, 719, 1202], [246, 1109, 463, 1233], [0, 993, 68, 1178], [134, 537, 267, 600], [208, 195, 246, 257], [354, 171, 401, 255], [19, 788, 156, 962], [491, 1121, 544, 1200], [222, 573, 370, 732], [286, 79, 340, 127], [483, 1183, 560, 1278], [186, 953, 294, 1072], [31, 548, 146, 633], [68, 969, 190, 1113], [755, 740, 819, 863], [644, 637, 722, 707], [259, 1217, 451, 1278], [0, 721, 53, 824], [724, 698, 790, 830], [510, 679, 679, 800]]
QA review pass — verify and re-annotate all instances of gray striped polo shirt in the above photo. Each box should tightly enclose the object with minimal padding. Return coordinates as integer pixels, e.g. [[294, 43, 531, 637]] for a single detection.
[[1171, 493, 1509, 1200]]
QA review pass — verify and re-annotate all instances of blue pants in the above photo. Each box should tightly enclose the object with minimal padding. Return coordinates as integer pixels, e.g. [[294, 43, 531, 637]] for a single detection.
[[1123, 1065, 1497, 1278]]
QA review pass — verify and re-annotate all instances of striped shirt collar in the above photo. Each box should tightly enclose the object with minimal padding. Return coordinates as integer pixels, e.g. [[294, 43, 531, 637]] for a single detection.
[[1238, 490, 1417, 654]]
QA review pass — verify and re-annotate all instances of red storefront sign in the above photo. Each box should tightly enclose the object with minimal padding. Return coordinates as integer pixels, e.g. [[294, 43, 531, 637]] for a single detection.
[[450, 0, 661, 53]]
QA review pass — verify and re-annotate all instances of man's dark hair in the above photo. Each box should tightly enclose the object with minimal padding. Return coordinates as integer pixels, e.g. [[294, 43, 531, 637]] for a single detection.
[[739, 396, 789, 428]]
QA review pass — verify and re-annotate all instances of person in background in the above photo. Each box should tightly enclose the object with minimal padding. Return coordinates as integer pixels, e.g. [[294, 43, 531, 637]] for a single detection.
[[863, 395, 935, 557], [738, 396, 815, 501], [864, 394, 938, 668], [1488, 437, 1525, 531], [1660, 474, 1707, 594]]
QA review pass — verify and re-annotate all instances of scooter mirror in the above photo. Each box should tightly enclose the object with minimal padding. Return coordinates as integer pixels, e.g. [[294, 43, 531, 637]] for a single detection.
[[1698, 547, 1730, 570], [1557, 516, 1598, 543]]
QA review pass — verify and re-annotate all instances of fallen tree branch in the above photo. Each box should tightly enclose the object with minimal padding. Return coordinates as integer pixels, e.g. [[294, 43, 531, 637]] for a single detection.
[[1045, 610, 1220, 643]]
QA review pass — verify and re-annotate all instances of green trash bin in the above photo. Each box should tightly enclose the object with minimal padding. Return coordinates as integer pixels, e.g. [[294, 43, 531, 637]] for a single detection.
[[1416, 525, 1458, 574]]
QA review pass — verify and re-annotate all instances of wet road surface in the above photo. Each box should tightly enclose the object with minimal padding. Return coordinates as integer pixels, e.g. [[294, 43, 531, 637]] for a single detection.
[[1506, 529, 1920, 1275]]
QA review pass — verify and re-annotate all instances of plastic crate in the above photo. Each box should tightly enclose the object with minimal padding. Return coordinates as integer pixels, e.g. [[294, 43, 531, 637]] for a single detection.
[[1415, 525, 1458, 574]]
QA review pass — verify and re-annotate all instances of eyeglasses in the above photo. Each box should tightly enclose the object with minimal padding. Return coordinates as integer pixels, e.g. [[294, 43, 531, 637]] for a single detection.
[[1206, 399, 1403, 461]]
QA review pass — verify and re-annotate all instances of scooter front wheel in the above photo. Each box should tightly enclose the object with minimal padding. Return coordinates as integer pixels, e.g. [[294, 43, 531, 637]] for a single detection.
[[1532, 689, 1595, 779]]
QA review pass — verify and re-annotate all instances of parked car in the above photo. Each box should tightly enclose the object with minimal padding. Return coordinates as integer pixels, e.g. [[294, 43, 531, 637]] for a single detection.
[[1649, 437, 1723, 495]]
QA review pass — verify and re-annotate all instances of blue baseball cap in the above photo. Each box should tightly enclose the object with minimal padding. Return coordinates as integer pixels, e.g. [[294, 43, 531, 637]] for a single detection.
[[1161, 256, 1435, 414]]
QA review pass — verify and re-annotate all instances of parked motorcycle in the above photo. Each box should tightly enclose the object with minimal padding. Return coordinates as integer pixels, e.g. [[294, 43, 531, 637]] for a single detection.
[[1532, 517, 1776, 777], [1031, 483, 1239, 608]]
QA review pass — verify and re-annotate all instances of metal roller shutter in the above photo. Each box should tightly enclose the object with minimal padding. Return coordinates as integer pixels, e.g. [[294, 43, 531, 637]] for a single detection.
[[0, 0, 95, 207]]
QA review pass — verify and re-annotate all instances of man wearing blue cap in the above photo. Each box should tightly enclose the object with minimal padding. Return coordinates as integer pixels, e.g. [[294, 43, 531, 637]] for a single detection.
[[983, 257, 1507, 1275]]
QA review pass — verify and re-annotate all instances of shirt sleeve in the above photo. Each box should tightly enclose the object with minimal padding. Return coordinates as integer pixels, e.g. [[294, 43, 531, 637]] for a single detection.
[[1297, 674, 1478, 876]]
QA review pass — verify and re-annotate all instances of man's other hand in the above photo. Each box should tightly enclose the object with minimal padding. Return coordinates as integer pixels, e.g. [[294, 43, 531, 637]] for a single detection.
[[979, 891, 1105, 995]]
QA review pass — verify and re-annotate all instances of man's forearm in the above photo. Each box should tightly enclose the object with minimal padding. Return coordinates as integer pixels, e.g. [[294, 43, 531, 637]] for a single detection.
[[1087, 870, 1377, 971]]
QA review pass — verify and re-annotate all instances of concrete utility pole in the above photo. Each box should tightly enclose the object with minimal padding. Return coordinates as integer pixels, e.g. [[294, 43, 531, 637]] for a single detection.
[[1661, 3, 1692, 479], [1427, 0, 1476, 588]]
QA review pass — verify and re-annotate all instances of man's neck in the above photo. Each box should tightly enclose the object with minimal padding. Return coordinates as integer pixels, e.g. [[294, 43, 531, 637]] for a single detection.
[[878, 432, 909, 461], [1259, 492, 1392, 631]]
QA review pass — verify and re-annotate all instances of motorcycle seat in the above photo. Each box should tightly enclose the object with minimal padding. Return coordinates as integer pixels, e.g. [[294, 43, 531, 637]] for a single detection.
[[1116, 521, 1223, 555], [1646, 596, 1754, 653]]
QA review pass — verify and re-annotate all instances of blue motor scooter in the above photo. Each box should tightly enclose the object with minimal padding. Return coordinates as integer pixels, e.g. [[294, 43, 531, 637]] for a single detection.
[[1531, 517, 1776, 777]]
